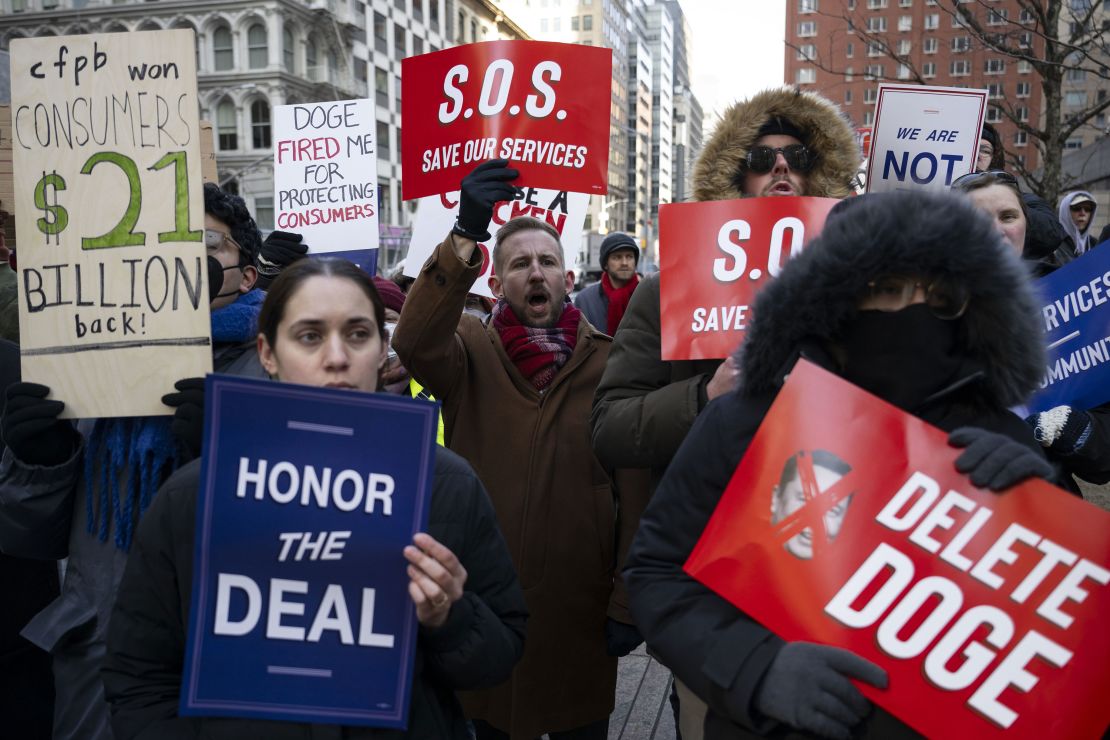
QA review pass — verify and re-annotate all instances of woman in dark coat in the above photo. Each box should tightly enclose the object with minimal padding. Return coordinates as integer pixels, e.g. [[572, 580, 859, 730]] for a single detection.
[[624, 191, 1056, 740], [102, 258, 527, 740]]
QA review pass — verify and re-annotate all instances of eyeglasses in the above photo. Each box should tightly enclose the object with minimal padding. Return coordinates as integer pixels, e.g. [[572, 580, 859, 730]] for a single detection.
[[1070, 204, 1095, 213], [745, 144, 814, 174], [204, 228, 242, 253], [950, 170, 1019, 190], [864, 276, 969, 320]]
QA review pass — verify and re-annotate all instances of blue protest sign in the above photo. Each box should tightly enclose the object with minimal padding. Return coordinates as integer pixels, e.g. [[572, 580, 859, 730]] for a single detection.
[[1029, 242, 1110, 414], [181, 374, 437, 728]]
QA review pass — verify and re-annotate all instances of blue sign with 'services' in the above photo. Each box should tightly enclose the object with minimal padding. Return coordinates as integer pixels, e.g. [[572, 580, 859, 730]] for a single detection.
[[180, 374, 437, 728], [1029, 241, 1110, 414]]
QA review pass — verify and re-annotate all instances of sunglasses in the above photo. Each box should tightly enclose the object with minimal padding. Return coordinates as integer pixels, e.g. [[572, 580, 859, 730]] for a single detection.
[[745, 144, 814, 174], [951, 169, 1019, 190], [864, 276, 969, 320]]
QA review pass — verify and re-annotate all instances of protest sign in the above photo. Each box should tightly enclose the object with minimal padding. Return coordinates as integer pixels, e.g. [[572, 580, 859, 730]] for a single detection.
[[658, 197, 838, 361], [10, 31, 210, 418], [182, 374, 437, 728], [273, 99, 378, 266], [685, 359, 1110, 740], [400, 40, 611, 200], [404, 187, 586, 299], [198, 120, 217, 184], [865, 84, 986, 194], [1029, 244, 1110, 414]]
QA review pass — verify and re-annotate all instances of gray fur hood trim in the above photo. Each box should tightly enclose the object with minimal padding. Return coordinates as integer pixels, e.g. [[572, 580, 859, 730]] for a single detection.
[[692, 87, 859, 202], [736, 191, 1047, 407]]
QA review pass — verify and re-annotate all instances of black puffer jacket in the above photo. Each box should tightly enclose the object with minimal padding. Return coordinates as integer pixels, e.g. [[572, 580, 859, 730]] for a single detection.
[[103, 449, 527, 740], [625, 191, 1051, 739]]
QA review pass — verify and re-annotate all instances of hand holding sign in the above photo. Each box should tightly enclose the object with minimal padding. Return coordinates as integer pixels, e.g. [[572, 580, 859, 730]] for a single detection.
[[404, 532, 467, 628], [949, 427, 1056, 491], [1, 381, 78, 466], [455, 159, 521, 242]]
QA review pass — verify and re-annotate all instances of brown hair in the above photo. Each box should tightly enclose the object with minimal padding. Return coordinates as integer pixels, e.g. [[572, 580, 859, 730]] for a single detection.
[[492, 216, 563, 275]]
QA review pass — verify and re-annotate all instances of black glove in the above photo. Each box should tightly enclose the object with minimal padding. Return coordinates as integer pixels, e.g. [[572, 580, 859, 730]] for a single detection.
[[162, 378, 205, 461], [257, 230, 308, 287], [1025, 406, 1093, 456], [453, 159, 520, 242], [754, 642, 886, 740], [949, 426, 1055, 491], [604, 618, 643, 657], [2, 382, 79, 466]]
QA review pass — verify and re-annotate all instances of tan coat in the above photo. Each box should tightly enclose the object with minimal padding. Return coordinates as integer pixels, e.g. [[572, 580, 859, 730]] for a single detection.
[[393, 235, 621, 738]]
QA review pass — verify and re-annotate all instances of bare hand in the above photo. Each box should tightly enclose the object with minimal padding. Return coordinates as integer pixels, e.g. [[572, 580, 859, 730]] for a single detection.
[[404, 532, 467, 628], [706, 356, 740, 401], [380, 354, 409, 389]]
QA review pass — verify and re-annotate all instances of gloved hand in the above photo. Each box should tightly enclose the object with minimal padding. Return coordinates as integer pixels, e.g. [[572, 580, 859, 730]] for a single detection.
[[604, 618, 643, 657], [1025, 406, 1093, 456], [257, 230, 308, 286], [2, 382, 79, 466], [453, 159, 520, 242], [754, 642, 886, 740], [949, 426, 1055, 491], [162, 378, 205, 461]]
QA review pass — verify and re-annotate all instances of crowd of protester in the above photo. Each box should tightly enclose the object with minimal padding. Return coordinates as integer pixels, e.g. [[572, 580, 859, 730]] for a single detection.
[[1, 82, 1107, 740]]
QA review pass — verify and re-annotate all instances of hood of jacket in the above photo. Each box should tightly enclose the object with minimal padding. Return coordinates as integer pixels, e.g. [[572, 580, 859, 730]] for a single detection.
[[692, 87, 859, 202], [1058, 190, 1098, 253], [736, 190, 1046, 408]]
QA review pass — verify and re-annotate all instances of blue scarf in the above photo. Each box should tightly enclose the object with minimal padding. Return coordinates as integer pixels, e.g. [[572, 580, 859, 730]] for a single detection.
[[85, 290, 264, 550]]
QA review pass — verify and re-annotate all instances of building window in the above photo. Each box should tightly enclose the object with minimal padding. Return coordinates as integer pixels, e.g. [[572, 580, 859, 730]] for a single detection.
[[866, 16, 887, 31], [797, 44, 816, 61], [283, 26, 295, 73], [845, 89, 853, 104], [898, 15, 912, 31], [1016, 82, 1031, 97], [394, 0, 405, 10], [1019, 8, 1034, 23], [456, 10, 465, 42], [250, 99, 271, 148], [898, 39, 911, 55], [864, 87, 878, 103], [799, 0, 818, 13], [395, 75, 402, 103], [413, 0, 423, 22], [985, 106, 1001, 122], [865, 64, 884, 79], [897, 63, 911, 79], [952, 36, 970, 52], [950, 60, 970, 76], [1017, 60, 1032, 74], [987, 83, 1004, 98], [924, 13, 939, 29], [430, 0, 439, 32], [923, 37, 937, 54], [1065, 139, 1083, 150], [247, 24, 267, 69], [376, 121, 391, 160], [987, 8, 1008, 25], [217, 100, 237, 150], [571, 15, 579, 30], [868, 41, 884, 56], [922, 62, 936, 77], [1066, 68, 1087, 82], [867, 0, 887, 7], [254, 196, 274, 231], [583, 14, 593, 30], [354, 57, 367, 84], [985, 58, 1005, 74], [844, 66, 854, 81], [1014, 131, 1027, 146], [414, 37, 423, 55], [374, 11, 388, 53], [394, 23, 406, 57], [796, 67, 816, 84], [797, 21, 817, 36], [1066, 91, 1088, 106], [213, 26, 233, 71], [1019, 32, 1032, 49], [306, 38, 317, 78], [899, 0, 912, 5], [1016, 106, 1029, 122], [846, 42, 854, 57], [471, 18, 478, 41], [375, 67, 389, 108], [864, 110, 874, 125]]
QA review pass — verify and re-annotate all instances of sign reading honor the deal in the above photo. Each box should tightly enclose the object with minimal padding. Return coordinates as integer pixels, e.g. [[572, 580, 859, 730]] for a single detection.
[[404, 187, 587, 299], [273, 99, 378, 264], [658, 197, 838, 361], [1029, 242, 1110, 414], [182, 375, 437, 728], [865, 84, 987, 194], [10, 30, 210, 418], [685, 360, 1110, 740], [400, 40, 611, 200]]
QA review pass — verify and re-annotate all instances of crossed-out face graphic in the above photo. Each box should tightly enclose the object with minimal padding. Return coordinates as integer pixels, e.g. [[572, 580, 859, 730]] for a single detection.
[[770, 450, 854, 560]]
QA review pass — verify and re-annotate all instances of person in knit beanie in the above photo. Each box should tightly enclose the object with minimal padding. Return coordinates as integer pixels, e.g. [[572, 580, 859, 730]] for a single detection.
[[574, 232, 642, 336]]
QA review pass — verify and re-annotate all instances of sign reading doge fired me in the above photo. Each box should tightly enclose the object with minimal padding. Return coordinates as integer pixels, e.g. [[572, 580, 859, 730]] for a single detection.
[[11, 30, 211, 418]]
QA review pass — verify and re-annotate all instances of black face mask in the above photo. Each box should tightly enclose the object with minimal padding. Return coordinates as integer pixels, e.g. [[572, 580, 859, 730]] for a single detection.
[[838, 304, 965, 413], [207, 255, 242, 303]]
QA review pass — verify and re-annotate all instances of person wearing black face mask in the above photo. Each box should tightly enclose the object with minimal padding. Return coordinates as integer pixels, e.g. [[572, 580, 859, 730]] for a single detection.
[[622, 191, 1057, 740], [0, 183, 268, 740]]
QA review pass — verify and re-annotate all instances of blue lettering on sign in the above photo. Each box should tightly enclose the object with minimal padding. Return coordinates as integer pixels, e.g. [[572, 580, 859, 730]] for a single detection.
[[881, 151, 966, 186]]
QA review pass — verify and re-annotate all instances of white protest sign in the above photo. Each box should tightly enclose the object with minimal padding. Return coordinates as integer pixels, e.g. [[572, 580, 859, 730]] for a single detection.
[[865, 84, 987, 194], [11, 30, 210, 418], [404, 189, 587, 299], [273, 99, 378, 252]]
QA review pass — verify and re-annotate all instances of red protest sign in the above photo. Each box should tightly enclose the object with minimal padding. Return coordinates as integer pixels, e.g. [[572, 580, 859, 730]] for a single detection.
[[659, 197, 838, 361], [400, 41, 611, 201], [685, 360, 1110, 740]]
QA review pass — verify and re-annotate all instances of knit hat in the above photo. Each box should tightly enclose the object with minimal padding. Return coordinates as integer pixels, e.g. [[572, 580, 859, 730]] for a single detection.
[[600, 232, 640, 268], [372, 276, 407, 314]]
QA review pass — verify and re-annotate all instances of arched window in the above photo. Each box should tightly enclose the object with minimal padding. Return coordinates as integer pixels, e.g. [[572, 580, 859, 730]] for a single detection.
[[247, 23, 268, 69], [306, 38, 318, 79], [217, 100, 237, 151], [283, 25, 295, 73], [213, 26, 233, 70], [250, 99, 271, 149], [327, 50, 337, 82]]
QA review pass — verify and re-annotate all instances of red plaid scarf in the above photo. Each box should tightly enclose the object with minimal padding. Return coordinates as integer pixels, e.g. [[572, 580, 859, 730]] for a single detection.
[[601, 272, 640, 335], [493, 299, 580, 391]]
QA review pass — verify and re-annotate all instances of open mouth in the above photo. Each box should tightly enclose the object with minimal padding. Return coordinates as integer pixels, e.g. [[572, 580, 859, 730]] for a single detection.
[[769, 181, 796, 196], [527, 291, 550, 312]]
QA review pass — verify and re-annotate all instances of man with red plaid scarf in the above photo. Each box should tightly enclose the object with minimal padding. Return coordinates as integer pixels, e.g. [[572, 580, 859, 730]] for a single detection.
[[394, 160, 647, 740]]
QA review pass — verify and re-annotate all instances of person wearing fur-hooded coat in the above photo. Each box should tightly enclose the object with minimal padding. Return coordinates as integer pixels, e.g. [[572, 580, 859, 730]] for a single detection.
[[624, 191, 1056, 740]]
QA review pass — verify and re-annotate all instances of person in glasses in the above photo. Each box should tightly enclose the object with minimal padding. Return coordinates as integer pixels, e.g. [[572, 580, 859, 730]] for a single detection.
[[625, 190, 1055, 740], [0, 183, 268, 740]]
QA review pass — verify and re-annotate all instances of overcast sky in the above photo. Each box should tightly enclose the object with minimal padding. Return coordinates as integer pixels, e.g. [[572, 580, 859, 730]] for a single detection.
[[681, 0, 787, 130]]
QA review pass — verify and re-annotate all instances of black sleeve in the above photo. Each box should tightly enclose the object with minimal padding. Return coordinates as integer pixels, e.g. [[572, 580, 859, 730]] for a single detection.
[[1022, 193, 1069, 261], [624, 392, 783, 733], [1058, 403, 1110, 485]]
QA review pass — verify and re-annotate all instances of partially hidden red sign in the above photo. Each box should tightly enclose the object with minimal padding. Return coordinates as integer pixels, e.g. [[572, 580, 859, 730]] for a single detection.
[[401, 41, 611, 200], [685, 360, 1110, 739], [659, 197, 838, 361]]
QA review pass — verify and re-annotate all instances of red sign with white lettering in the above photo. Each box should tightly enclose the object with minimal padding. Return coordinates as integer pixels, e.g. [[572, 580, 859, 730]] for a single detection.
[[685, 360, 1110, 739], [659, 197, 839, 361], [400, 41, 611, 200]]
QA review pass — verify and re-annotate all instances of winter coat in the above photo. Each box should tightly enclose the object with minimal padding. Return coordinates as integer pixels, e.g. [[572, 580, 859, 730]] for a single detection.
[[393, 235, 629, 738], [102, 447, 526, 740], [573, 282, 608, 333], [1022, 192, 1073, 264], [625, 191, 1051, 739], [0, 335, 266, 740], [1057, 190, 1099, 255]]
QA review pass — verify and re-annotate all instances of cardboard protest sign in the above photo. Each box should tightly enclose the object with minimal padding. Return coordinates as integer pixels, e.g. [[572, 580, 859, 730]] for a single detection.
[[198, 120, 217, 184], [400, 40, 611, 200], [685, 359, 1110, 739], [659, 197, 838, 361], [865, 84, 986, 194], [10, 31, 210, 418], [1029, 244, 1110, 413], [404, 187, 586, 299], [182, 375, 437, 728], [273, 99, 378, 268]]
